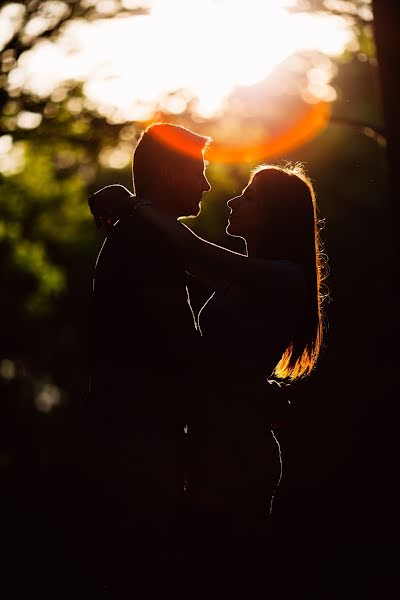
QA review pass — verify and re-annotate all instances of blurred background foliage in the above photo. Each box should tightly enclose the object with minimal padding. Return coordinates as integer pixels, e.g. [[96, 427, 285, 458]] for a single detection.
[[0, 3, 397, 586], [0, 2, 386, 391]]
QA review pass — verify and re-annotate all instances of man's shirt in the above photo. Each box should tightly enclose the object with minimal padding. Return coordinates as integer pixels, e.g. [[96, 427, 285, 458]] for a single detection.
[[87, 215, 199, 427]]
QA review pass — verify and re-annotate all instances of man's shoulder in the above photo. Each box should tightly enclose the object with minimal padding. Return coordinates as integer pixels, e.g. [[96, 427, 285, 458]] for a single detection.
[[114, 215, 175, 253], [104, 215, 183, 279]]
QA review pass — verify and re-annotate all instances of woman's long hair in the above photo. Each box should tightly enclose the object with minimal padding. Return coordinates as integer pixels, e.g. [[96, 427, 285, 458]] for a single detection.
[[251, 164, 328, 380]]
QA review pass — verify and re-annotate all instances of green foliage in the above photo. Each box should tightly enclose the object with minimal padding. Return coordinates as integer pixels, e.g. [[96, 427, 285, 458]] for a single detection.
[[0, 136, 94, 307], [0, 130, 101, 407], [0, 224, 65, 315]]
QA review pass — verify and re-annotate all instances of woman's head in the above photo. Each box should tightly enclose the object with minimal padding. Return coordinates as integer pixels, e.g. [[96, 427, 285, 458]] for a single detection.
[[228, 163, 327, 381], [227, 164, 317, 264]]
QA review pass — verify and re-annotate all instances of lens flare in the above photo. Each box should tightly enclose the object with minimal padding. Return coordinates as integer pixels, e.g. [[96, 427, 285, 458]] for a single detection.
[[145, 101, 330, 163]]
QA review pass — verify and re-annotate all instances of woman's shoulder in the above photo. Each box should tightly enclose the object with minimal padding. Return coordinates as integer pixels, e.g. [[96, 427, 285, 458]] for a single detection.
[[269, 259, 305, 279], [258, 259, 306, 295], [213, 261, 306, 303]]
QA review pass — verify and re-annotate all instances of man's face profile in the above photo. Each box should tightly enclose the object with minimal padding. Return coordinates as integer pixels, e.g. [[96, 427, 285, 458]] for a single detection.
[[172, 154, 211, 218], [132, 123, 211, 218]]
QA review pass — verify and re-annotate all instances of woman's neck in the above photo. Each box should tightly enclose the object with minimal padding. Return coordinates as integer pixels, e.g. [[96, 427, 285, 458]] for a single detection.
[[245, 237, 258, 258]]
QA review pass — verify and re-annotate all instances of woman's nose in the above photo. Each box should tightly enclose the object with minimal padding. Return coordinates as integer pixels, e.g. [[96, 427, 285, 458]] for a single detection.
[[227, 195, 240, 209]]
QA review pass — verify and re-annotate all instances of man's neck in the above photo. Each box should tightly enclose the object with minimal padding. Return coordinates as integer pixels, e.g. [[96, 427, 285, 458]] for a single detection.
[[146, 191, 181, 220]]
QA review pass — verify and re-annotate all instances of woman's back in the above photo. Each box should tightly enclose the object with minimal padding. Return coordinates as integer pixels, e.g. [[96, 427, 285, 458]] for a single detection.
[[197, 260, 306, 410], [186, 266, 305, 594]]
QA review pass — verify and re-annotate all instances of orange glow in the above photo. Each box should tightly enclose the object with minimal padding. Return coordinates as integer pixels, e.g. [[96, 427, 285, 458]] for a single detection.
[[145, 123, 211, 161], [208, 102, 331, 163], [145, 102, 331, 164]]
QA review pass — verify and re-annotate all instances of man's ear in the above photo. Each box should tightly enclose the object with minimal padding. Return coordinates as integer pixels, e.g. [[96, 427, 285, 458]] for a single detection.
[[163, 165, 177, 189]]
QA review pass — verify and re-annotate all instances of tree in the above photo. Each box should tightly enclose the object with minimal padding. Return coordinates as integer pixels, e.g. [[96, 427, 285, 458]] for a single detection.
[[0, 0, 149, 130], [288, 1, 398, 216], [372, 0, 400, 226]]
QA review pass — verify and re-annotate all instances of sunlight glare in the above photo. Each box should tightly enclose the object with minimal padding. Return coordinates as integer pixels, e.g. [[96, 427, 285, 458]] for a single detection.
[[8, 0, 355, 119], [0, 3, 25, 51]]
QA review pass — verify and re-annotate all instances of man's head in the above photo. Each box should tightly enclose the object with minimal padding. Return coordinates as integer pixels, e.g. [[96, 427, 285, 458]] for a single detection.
[[132, 123, 211, 218]]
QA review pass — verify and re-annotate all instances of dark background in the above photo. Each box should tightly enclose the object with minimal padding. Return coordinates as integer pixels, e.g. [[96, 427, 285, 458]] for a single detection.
[[0, 1, 398, 597]]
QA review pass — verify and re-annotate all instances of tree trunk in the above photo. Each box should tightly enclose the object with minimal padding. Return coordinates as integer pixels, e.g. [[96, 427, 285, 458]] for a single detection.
[[372, 0, 400, 225]]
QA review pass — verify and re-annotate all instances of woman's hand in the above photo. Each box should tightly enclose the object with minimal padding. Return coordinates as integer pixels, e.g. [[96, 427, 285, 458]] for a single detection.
[[88, 184, 135, 228]]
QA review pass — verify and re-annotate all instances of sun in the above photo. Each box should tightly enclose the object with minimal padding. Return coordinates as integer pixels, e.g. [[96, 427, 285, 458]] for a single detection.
[[106, 0, 354, 118]]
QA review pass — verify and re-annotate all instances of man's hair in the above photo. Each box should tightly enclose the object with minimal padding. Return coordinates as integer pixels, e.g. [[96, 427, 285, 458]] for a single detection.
[[132, 122, 211, 197]]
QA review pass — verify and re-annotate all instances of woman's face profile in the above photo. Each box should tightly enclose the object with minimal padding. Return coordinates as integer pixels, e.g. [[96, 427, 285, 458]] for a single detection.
[[226, 177, 265, 240]]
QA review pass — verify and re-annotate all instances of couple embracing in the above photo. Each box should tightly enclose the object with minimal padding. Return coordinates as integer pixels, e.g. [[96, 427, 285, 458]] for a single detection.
[[83, 122, 325, 596]]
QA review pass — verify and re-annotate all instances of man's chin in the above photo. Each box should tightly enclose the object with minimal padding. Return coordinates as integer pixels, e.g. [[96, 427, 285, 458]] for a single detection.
[[181, 204, 201, 219]]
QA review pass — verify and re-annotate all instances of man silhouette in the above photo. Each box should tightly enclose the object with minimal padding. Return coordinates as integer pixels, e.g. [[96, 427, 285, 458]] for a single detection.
[[84, 123, 211, 596]]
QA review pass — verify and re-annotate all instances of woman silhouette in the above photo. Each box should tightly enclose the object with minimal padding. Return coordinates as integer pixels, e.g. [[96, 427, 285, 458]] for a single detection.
[[89, 163, 327, 594]]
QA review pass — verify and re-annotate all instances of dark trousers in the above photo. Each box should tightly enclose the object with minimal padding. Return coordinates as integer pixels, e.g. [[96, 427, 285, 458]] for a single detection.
[[184, 418, 282, 596], [74, 422, 184, 597], [70, 414, 281, 596]]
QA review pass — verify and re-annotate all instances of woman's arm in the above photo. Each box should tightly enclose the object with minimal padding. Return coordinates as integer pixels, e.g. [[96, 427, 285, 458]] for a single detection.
[[135, 203, 305, 296]]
